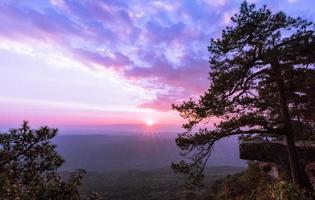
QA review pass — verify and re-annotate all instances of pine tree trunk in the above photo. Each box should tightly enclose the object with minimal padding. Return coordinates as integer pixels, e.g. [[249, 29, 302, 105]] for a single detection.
[[285, 133, 302, 186], [273, 64, 303, 187]]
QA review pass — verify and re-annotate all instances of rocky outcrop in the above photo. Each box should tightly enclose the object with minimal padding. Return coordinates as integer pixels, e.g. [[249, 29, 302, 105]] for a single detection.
[[240, 141, 315, 165], [239, 140, 315, 189]]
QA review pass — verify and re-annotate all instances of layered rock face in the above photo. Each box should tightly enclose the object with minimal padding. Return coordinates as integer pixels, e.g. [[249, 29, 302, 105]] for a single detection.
[[239, 141, 315, 189]]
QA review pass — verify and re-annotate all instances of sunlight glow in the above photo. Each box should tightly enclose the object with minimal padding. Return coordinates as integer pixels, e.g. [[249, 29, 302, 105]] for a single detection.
[[145, 118, 154, 126]]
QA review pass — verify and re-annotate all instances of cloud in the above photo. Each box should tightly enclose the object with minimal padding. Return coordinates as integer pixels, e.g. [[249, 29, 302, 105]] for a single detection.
[[126, 51, 208, 92], [1, 0, 314, 111], [204, 0, 229, 7], [139, 92, 183, 111], [72, 48, 133, 71]]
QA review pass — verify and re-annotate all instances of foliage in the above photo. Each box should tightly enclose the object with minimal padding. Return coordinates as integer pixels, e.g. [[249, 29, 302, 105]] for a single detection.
[[80, 167, 243, 200], [211, 163, 313, 200], [210, 163, 270, 199], [256, 180, 313, 200], [172, 0, 315, 188], [0, 121, 100, 200]]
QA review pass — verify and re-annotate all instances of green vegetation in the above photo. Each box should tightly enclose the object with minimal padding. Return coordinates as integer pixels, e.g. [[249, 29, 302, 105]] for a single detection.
[[210, 163, 313, 200], [80, 167, 243, 200], [0, 122, 99, 200], [172, 0, 315, 189]]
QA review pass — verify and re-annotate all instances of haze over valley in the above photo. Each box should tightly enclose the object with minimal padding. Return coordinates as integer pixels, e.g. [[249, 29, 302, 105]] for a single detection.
[[54, 134, 245, 172]]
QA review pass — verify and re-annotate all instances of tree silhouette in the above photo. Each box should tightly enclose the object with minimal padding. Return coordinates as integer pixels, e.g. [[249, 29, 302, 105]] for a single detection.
[[0, 121, 100, 200], [172, 1, 315, 189]]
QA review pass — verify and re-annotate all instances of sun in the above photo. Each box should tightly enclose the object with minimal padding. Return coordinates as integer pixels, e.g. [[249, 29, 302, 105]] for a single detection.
[[145, 118, 154, 126]]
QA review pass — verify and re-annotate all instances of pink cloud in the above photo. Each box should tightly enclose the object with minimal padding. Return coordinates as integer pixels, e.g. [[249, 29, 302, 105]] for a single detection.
[[0, 0, 228, 112], [1, 0, 313, 113], [72, 48, 133, 71]]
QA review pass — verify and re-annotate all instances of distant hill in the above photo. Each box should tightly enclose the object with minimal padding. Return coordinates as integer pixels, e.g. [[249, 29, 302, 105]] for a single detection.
[[53, 134, 245, 172], [79, 166, 244, 200], [54, 134, 246, 199]]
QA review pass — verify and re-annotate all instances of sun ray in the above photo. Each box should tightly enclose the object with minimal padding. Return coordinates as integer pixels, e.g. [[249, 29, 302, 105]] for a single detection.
[[145, 118, 154, 126]]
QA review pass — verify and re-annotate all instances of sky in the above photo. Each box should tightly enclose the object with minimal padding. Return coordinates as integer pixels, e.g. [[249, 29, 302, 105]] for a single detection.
[[0, 0, 314, 131]]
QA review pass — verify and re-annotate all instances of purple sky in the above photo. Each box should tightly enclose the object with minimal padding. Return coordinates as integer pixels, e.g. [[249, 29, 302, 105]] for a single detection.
[[0, 0, 314, 129]]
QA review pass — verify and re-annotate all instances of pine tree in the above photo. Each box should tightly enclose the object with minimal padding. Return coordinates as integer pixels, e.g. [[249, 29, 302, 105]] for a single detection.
[[0, 121, 100, 200], [172, 1, 315, 189]]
